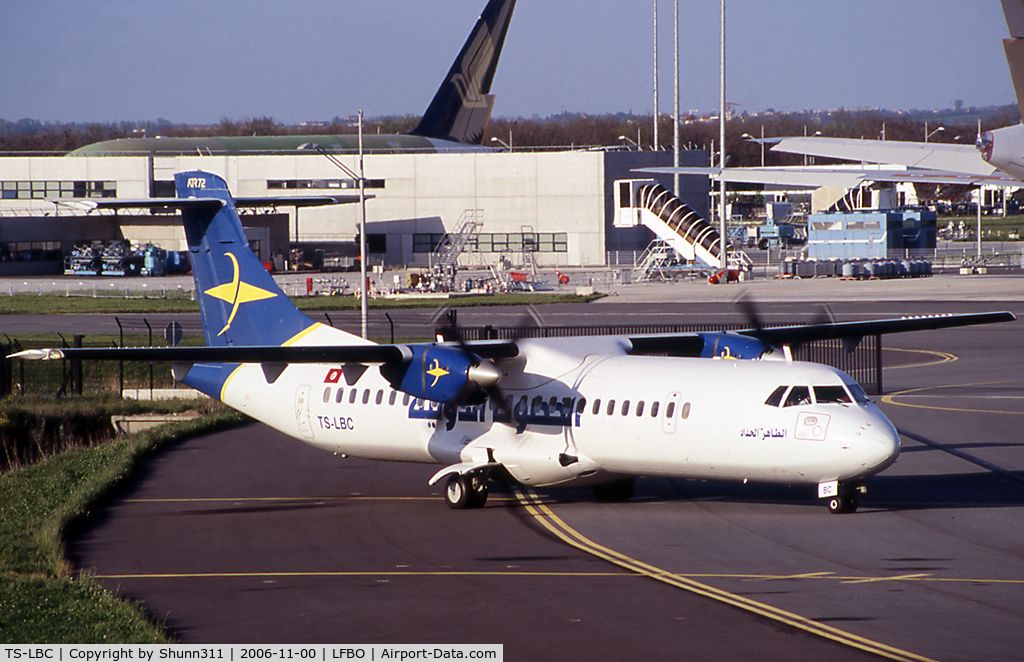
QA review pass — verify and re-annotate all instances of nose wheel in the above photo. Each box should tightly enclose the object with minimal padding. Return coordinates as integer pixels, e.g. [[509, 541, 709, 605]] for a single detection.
[[826, 483, 860, 514]]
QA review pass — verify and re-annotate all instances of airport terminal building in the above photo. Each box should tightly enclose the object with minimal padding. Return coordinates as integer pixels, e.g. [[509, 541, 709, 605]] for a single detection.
[[0, 149, 709, 277]]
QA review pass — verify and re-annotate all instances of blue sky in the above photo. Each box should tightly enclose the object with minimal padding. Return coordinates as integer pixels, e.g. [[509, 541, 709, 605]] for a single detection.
[[0, 1, 1015, 124]]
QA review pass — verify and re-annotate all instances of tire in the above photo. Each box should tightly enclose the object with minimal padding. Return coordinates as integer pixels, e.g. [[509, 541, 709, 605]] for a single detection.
[[827, 494, 858, 514], [444, 475, 472, 509], [468, 475, 489, 508], [757, 238, 769, 251]]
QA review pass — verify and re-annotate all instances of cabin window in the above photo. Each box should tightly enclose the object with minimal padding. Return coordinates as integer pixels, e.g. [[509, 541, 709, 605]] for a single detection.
[[650, 401, 659, 417], [765, 385, 787, 407], [323, 388, 331, 403], [349, 389, 358, 404], [621, 400, 630, 416], [665, 401, 676, 419], [681, 402, 691, 419], [592, 399, 601, 415], [388, 391, 397, 405], [636, 401, 645, 417], [576, 398, 587, 414], [814, 385, 852, 404], [375, 390, 384, 405], [336, 388, 345, 404], [784, 386, 811, 407], [403, 394, 411, 406], [606, 399, 616, 416], [362, 389, 370, 404]]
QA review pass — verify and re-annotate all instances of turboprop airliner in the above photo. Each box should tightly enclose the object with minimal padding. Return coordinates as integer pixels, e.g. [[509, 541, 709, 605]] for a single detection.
[[12, 171, 1015, 514]]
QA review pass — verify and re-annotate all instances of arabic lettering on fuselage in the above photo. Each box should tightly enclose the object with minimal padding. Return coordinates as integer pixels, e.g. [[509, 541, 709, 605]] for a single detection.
[[739, 427, 788, 440]]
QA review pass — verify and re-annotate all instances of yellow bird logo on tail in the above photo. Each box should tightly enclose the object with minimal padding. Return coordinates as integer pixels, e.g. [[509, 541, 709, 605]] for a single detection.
[[203, 253, 277, 336]]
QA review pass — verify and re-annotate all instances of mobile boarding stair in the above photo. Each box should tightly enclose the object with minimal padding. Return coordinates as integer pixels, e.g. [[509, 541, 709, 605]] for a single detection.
[[429, 209, 483, 290], [615, 180, 750, 278]]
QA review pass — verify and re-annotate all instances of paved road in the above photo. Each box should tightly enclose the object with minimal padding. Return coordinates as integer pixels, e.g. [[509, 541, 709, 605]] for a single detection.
[[58, 288, 1024, 661]]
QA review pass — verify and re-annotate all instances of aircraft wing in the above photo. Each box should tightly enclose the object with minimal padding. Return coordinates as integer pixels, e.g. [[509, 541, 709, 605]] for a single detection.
[[769, 136, 998, 176], [636, 166, 1018, 188], [627, 311, 1016, 357], [8, 340, 520, 364], [752, 311, 1017, 347]]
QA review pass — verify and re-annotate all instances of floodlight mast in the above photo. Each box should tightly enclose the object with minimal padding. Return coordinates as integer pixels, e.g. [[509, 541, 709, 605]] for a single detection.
[[718, 0, 727, 270], [359, 110, 368, 339]]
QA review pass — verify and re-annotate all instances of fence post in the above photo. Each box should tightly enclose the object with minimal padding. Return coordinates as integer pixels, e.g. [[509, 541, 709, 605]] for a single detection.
[[0, 341, 10, 398], [72, 335, 84, 396], [116, 317, 124, 398]]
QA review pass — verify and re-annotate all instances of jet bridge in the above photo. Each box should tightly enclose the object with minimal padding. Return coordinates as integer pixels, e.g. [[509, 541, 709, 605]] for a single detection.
[[615, 179, 723, 269]]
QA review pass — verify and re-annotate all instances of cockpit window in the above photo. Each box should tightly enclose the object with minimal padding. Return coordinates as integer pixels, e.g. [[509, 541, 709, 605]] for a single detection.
[[765, 385, 787, 407], [814, 385, 852, 404], [783, 385, 811, 407], [845, 382, 871, 404]]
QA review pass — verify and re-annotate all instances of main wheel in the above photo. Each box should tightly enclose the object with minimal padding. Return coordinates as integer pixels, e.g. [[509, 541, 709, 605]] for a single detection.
[[445, 475, 472, 509], [468, 474, 489, 508]]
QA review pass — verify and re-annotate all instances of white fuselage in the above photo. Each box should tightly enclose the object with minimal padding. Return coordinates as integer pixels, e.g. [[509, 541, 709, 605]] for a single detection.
[[216, 331, 900, 490]]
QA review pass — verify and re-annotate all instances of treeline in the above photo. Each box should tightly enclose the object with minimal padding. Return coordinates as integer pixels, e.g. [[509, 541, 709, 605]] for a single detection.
[[2, 105, 1019, 167]]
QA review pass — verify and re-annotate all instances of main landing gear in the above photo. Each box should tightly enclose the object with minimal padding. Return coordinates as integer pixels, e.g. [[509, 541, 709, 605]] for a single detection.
[[444, 473, 489, 509], [826, 483, 862, 514]]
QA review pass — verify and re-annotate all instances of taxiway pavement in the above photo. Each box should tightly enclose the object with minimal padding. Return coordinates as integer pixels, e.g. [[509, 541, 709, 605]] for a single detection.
[[10, 274, 1022, 660]]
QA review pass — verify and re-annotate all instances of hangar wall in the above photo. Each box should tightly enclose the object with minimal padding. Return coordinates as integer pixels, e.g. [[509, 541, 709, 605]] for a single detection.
[[0, 149, 708, 271]]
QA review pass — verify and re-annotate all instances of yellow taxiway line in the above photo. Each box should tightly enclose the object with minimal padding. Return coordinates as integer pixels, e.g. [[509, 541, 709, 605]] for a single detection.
[[512, 487, 938, 662]]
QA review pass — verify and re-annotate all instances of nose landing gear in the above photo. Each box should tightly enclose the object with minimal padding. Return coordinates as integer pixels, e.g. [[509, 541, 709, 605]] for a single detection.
[[826, 482, 863, 514]]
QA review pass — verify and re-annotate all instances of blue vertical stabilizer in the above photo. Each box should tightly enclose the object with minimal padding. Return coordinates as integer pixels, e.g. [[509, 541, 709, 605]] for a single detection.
[[176, 171, 317, 347]]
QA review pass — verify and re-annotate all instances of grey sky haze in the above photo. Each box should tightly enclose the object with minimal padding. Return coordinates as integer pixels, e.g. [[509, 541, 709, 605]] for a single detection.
[[0, 1, 1015, 125]]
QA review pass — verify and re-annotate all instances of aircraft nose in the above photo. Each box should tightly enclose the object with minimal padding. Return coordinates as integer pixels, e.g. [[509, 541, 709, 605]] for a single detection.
[[857, 414, 901, 474]]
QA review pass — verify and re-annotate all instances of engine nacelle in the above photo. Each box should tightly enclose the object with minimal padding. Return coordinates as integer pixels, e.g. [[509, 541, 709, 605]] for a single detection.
[[978, 125, 1024, 182], [697, 332, 773, 359], [379, 344, 499, 404]]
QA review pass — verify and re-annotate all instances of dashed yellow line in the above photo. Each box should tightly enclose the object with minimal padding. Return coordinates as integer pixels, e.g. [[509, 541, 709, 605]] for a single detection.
[[513, 487, 938, 662]]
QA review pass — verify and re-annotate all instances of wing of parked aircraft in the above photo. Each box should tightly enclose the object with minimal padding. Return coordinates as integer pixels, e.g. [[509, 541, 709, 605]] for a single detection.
[[11, 170, 1015, 515], [767, 137, 999, 178], [637, 164, 1018, 189]]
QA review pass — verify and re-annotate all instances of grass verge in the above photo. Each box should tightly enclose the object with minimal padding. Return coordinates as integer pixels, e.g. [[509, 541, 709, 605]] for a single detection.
[[0, 291, 602, 315], [0, 406, 246, 643]]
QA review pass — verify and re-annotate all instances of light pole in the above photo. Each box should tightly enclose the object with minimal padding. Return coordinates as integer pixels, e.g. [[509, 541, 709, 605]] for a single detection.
[[358, 110, 368, 339], [618, 135, 640, 150], [925, 122, 945, 142], [489, 130, 512, 152], [741, 128, 764, 167]]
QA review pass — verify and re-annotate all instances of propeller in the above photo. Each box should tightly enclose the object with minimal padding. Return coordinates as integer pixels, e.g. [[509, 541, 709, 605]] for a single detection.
[[437, 308, 518, 423]]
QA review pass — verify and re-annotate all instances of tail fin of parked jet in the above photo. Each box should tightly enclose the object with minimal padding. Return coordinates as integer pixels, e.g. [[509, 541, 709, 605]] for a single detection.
[[410, 0, 516, 145], [175, 171, 342, 348], [1002, 0, 1024, 116]]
